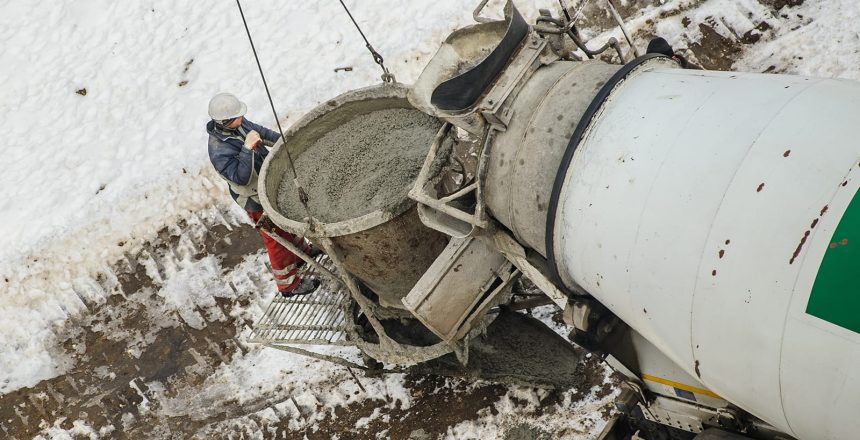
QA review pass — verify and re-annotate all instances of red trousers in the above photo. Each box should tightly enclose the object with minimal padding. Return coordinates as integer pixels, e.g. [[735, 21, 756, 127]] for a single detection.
[[247, 210, 306, 292]]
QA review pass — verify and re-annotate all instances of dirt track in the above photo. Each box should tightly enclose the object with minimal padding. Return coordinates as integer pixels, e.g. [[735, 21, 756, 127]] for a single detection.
[[0, 214, 263, 438], [1, 208, 617, 439]]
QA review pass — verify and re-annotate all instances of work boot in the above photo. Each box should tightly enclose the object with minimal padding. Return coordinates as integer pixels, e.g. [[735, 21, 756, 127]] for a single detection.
[[280, 277, 321, 298], [295, 244, 323, 271], [307, 244, 322, 258]]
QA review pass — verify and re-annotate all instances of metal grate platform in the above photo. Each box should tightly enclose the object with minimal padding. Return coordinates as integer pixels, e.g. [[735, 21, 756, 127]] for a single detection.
[[248, 256, 354, 346]]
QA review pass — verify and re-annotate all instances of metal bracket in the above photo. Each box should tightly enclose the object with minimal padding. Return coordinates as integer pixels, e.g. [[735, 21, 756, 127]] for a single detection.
[[478, 36, 547, 130], [433, 35, 548, 133], [409, 123, 489, 236], [606, 0, 641, 60], [472, 0, 494, 24], [489, 227, 569, 309], [564, 300, 593, 331], [639, 394, 720, 434]]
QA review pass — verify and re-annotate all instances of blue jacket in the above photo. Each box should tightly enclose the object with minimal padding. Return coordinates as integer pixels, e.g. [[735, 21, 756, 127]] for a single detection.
[[206, 118, 280, 212]]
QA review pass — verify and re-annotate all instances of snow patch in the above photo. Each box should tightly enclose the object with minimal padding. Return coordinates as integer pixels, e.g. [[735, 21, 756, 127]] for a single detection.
[[0, 0, 547, 396]]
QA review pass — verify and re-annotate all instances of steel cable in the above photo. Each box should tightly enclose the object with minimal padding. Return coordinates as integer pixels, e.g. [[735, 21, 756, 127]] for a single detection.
[[235, 0, 312, 213]]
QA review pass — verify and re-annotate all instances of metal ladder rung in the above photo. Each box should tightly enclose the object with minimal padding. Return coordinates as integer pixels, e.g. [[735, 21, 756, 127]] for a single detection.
[[270, 297, 343, 305], [249, 284, 351, 345], [255, 324, 348, 332], [267, 339, 349, 345]]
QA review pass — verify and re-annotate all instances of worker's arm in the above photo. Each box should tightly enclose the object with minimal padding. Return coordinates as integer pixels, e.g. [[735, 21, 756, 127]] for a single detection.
[[208, 141, 255, 186], [245, 120, 281, 146]]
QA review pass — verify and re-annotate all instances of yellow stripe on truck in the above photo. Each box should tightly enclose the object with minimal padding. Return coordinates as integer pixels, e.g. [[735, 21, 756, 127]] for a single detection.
[[641, 374, 722, 399]]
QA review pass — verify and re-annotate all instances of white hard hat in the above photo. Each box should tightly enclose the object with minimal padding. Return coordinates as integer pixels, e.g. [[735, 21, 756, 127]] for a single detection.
[[208, 92, 247, 121]]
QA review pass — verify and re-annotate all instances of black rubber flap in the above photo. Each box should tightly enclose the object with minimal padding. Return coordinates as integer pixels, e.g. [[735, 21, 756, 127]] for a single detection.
[[430, 1, 529, 112]]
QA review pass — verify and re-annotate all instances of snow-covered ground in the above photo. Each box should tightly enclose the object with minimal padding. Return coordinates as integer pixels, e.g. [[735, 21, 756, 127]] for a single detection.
[[0, 0, 547, 393], [3, 0, 857, 438], [735, 0, 860, 79]]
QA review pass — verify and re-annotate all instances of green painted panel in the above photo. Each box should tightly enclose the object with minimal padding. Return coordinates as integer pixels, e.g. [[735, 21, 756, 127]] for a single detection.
[[806, 188, 860, 333]]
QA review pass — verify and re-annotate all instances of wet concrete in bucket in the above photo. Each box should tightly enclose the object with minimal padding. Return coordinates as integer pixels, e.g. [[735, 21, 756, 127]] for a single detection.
[[277, 107, 442, 223]]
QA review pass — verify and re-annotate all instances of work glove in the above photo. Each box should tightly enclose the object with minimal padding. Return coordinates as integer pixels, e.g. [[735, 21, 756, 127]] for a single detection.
[[244, 130, 262, 150]]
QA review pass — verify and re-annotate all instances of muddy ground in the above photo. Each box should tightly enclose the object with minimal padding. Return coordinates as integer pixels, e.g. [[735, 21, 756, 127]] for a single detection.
[[1, 210, 616, 439]]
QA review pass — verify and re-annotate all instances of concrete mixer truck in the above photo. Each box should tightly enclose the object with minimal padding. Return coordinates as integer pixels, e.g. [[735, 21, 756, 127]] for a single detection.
[[246, 2, 860, 439]]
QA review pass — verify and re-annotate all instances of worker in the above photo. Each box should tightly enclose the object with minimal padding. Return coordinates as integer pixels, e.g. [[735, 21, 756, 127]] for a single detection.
[[206, 92, 320, 297], [646, 37, 702, 69]]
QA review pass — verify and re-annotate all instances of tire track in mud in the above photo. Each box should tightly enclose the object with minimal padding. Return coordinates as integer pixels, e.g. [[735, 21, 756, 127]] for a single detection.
[[0, 207, 596, 439], [0, 205, 620, 439], [0, 208, 267, 439]]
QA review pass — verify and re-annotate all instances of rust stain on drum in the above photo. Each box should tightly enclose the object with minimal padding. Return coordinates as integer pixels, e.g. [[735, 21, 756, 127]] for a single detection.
[[791, 205, 832, 264], [790, 230, 811, 265]]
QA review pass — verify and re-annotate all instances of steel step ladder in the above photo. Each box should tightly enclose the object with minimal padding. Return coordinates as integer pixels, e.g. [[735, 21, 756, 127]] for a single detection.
[[248, 255, 353, 346]]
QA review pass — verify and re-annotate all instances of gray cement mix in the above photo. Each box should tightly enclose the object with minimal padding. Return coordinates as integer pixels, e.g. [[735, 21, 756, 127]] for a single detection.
[[277, 107, 442, 223], [411, 309, 585, 389]]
